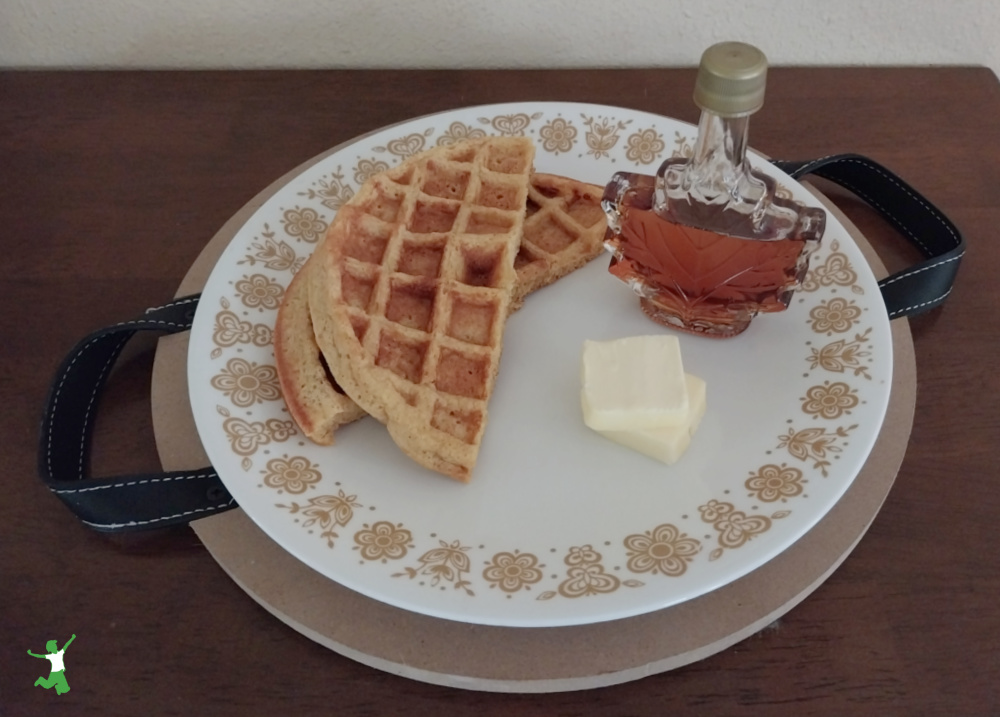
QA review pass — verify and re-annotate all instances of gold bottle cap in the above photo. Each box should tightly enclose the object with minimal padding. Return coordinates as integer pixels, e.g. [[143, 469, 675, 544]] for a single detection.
[[693, 41, 768, 117]]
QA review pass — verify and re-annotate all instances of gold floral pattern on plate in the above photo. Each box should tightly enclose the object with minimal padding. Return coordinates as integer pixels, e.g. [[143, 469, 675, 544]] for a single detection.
[[297, 168, 355, 211], [777, 425, 857, 477], [538, 117, 577, 154], [394, 539, 475, 596], [261, 455, 322, 494], [238, 225, 306, 273], [809, 297, 864, 334], [372, 128, 434, 159], [623, 524, 702, 577], [277, 490, 362, 548], [808, 328, 875, 379], [699, 500, 787, 562], [802, 239, 863, 294], [537, 545, 639, 601], [745, 464, 806, 503], [801, 381, 861, 420], [210, 298, 271, 359], [280, 207, 327, 244], [478, 112, 542, 136], [353, 158, 391, 185], [581, 114, 631, 159], [625, 127, 666, 164], [482, 551, 545, 594], [210, 357, 281, 407], [212, 310, 272, 350], [436, 121, 488, 146], [670, 131, 694, 159], [233, 273, 284, 311], [188, 102, 892, 627], [354, 521, 414, 563], [223, 414, 296, 458]]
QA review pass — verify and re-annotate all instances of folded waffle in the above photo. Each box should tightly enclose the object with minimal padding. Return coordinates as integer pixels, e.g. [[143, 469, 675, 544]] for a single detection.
[[275, 170, 607, 451], [510, 172, 610, 307], [309, 136, 537, 481], [274, 264, 367, 445]]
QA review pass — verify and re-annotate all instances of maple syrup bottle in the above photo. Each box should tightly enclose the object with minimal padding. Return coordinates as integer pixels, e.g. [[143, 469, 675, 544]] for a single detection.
[[603, 42, 826, 337]]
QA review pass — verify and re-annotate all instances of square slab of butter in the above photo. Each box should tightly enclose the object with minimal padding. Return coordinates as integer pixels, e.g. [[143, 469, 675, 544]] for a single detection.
[[581, 335, 689, 431], [599, 373, 707, 464]]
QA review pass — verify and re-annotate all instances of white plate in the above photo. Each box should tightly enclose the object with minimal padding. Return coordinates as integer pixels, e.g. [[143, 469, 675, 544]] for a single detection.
[[188, 102, 892, 628]]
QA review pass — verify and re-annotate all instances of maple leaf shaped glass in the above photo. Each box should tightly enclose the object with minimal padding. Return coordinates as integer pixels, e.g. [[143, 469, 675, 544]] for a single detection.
[[602, 43, 826, 338]]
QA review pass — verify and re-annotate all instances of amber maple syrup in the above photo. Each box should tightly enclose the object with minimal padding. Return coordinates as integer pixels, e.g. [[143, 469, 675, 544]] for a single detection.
[[602, 42, 826, 338], [604, 173, 819, 337]]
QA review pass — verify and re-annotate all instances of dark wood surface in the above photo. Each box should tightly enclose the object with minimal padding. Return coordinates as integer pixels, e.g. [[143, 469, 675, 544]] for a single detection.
[[2, 68, 998, 715]]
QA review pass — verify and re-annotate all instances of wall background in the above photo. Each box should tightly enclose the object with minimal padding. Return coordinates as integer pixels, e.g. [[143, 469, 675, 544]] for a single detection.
[[2, 0, 997, 77]]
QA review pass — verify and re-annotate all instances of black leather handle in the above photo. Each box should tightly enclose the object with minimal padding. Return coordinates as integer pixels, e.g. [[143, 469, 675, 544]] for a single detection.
[[38, 296, 234, 532], [772, 153, 965, 319], [39, 153, 964, 533]]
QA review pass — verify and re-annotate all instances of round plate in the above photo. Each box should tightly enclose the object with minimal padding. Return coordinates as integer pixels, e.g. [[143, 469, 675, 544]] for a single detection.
[[187, 102, 892, 628]]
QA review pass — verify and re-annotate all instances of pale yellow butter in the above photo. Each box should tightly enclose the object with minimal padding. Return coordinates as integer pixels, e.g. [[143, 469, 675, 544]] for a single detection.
[[598, 374, 707, 464], [580, 335, 689, 431]]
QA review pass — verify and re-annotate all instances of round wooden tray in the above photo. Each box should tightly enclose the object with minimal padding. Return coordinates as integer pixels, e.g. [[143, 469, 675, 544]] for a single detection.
[[151, 145, 916, 693]]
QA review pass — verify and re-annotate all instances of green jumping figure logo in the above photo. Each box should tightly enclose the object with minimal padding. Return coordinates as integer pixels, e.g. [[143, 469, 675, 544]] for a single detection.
[[28, 634, 76, 695]]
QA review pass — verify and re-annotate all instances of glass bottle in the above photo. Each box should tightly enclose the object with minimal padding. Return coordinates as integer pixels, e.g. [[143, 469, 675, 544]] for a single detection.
[[602, 42, 826, 338]]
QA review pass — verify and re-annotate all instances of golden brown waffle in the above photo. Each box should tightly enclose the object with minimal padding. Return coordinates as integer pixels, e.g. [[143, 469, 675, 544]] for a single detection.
[[273, 258, 366, 445], [275, 170, 607, 449], [309, 137, 535, 481], [512, 172, 608, 307]]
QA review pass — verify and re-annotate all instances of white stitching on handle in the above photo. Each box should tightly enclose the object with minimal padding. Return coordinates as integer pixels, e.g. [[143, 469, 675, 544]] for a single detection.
[[145, 296, 199, 314], [784, 156, 963, 320], [46, 299, 198, 483], [846, 158, 961, 245], [879, 252, 965, 287], [830, 173, 934, 256], [778, 155, 838, 177], [46, 333, 104, 482], [77, 334, 130, 479], [79, 499, 236, 530], [113, 319, 189, 330], [887, 286, 954, 319], [788, 156, 961, 257], [50, 471, 219, 494]]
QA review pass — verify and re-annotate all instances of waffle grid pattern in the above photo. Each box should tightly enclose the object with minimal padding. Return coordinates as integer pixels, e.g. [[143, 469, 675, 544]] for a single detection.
[[512, 173, 608, 306], [278, 170, 607, 452], [314, 138, 535, 480]]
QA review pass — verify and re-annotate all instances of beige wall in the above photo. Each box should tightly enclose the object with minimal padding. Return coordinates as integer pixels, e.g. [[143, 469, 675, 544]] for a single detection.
[[2, 0, 997, 76]]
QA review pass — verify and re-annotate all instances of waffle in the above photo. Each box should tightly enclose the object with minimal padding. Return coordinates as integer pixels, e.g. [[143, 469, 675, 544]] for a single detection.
[[275, 170, 607, 450], [273, 259, 366, 445], [309, 137, 535, 481], [512, 172, 608, 307]]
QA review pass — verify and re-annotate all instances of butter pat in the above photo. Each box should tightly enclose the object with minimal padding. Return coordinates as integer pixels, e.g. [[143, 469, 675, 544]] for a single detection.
[[598, 374, 707, 464], [581, 335, 689, 431]]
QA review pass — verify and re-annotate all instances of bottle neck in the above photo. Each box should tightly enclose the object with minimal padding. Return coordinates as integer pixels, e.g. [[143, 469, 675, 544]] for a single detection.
[[689, 110, 752, 189], [656, 105, 771, 229]]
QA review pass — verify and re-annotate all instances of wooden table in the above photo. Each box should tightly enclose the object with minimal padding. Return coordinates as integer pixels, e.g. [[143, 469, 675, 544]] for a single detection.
[[2, 68, 998, 715]]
